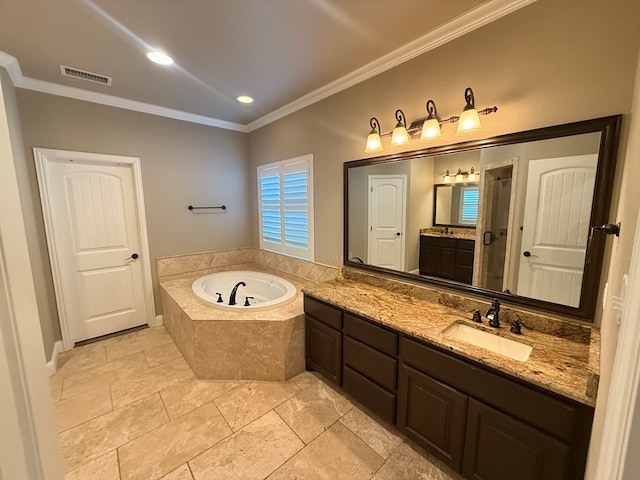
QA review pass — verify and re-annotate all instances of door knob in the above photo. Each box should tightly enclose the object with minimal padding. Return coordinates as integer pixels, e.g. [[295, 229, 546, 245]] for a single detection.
[[523, 251, 537, 257], [396, 232, 401, 236], [125, 253, 139, 260]]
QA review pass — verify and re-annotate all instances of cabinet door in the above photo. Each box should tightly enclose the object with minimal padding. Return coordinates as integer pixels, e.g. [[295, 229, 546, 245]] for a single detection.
[[419, 244, 437, 276], [305, 316, 342, 385], [397, 364, 467, 471], [463, 399, 571, 480], [436, 246, 456, 279]]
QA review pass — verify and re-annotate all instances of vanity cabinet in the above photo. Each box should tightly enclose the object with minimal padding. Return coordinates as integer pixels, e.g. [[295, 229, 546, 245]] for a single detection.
[[304, 296, 342, 385], [419, 236, 475, 284], [303, 294, 593, 480]]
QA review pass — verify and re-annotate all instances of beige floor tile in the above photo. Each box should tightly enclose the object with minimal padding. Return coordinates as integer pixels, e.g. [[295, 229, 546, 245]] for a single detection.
[[371, 442, 457, 480], [55, 385, 113, 432], [106, 327, 173, 361], [161, 464, 194, 480], [50, 373, 63, 402], [190, 411, 304, 479], [65, 450, 120, 480], [111, 357, 195, 409], [57, 344, 107, 377], [161, 378, 244, 419], [58, 393, 169, 472], [275, 381, 352, 443], [339, 407, 402, 459], [118, 401, 232, 480], [288, 371, 320, 390], [144, 341, 183, 367], [61, 352, 149, 399], [268, 422, 384, 479], [215, 381, 301, 431]]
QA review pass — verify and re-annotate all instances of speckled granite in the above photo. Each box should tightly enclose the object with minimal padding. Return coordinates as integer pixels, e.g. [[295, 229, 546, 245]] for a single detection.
[[420, 227, 477, 239], [303, 278, 598, 406], [160, 266, 310, 380]]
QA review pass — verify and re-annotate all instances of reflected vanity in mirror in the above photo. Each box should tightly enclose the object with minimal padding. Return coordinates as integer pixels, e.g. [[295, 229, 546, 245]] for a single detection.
[[344, 116, 621, 320]]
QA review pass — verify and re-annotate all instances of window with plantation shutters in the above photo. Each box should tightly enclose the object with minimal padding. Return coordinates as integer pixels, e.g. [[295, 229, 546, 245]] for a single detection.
[[258, 155, 314, 260], [459, 185, 479, 225]]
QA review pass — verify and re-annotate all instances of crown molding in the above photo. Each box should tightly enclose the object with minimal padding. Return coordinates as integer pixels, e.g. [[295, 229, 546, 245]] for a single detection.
[[1, 0, 535, 134], [246, 0, 537, 132], [0, 52, 247, 133]]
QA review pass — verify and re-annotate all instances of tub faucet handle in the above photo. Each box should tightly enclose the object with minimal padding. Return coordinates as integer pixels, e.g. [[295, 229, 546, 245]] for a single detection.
[[215, 292, 223, 303], [244, 296, 254, 307]]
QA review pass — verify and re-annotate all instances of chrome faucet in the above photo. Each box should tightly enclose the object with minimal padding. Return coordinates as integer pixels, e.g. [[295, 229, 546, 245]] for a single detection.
[[486, 298, 501, 328], [228, 281, 246, 305]]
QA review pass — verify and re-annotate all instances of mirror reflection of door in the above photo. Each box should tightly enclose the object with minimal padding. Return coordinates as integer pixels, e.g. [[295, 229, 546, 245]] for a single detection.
[[477, 164, 514, 291], [367, 175, 407, 271], [516, 154, 597, 307]]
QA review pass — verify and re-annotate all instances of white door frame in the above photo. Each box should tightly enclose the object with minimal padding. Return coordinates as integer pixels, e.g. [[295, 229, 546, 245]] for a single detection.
[[34, 148, 155, 351]]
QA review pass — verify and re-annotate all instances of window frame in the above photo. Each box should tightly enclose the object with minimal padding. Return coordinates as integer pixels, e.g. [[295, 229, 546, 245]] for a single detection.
[[257, 154, 314, 261], [458, 185, 479, 225]]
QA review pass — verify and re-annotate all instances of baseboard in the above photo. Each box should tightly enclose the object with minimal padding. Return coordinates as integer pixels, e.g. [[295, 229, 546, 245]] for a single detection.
[[46, 340, 63, 377], [155, 314, 163, 326]]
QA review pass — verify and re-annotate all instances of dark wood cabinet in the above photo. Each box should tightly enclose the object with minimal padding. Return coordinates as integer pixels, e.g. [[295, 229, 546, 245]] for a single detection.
[[304, 297, 342, 385], [397, 364, 468, 470], [419, 236, 475, 284], [463, 399, 571, 480], [303, 294, 593, 480]]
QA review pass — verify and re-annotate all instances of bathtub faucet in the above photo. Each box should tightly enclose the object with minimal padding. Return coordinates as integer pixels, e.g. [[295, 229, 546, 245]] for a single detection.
[[228, 281, 247, 305]]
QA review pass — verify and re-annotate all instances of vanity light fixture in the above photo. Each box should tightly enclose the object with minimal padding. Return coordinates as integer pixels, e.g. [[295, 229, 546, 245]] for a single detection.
[[364, 88, 497, 153], [455, 87, 498, 136], [442, 166, 477, 183], [365, 117, 384, 153], [419, 100, 443, 141], [455, 168, 464, 182], [390, 109, 410, 147], [467, 166, 477, 182], [443, 169, 451, 183]]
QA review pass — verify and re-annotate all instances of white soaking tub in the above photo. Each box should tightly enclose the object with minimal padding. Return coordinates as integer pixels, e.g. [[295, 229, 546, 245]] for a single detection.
[[191, 270, 297, 312]]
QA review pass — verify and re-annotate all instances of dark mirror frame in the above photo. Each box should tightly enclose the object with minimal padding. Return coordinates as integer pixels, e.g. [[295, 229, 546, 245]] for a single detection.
[[343, 115, 622, 321], [433, 182, 479, 228]]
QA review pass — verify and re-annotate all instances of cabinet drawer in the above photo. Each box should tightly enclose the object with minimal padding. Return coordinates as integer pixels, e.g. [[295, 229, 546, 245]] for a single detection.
[[304, 295, 342, 330], [456, 239, 475, 251], [400, 336, 582, 443], [343, 366, 396, 424], [344, 313, 398, 355], [420, 235, 456, 247], [344, 336, 397, 391]]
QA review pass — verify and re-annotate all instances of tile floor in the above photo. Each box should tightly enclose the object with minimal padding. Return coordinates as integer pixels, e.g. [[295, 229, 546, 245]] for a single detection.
[[50, 326, 460, 480]]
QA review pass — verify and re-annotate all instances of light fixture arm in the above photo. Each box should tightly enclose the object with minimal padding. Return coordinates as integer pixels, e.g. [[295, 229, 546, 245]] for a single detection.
[[425, 100, 439, 120], [369, 117, 381, 135], [463, 87, 476, 111], [395, 109, 407, 128]]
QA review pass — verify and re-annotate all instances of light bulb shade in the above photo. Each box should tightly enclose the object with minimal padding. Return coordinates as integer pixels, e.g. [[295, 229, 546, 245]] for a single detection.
[[391, 126, 410, 146], [365, 133, 383, 153], [455, 108, 483, 135], [455, 168, 464, 182], [419, 118, 442, 141], [443, 169, 451, 183], [468, 166, 477, 182]]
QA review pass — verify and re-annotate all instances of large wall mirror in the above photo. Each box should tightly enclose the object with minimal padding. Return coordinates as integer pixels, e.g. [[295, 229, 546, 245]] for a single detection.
[[344, 116, 621, 320]]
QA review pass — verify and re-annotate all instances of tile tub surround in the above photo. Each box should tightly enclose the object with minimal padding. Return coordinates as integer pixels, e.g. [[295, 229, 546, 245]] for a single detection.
[[303, 277, 599, 406], [161, 267, 309, 380]]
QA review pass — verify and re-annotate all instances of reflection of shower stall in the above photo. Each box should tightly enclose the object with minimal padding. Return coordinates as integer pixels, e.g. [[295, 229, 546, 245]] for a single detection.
[[477, 165, 514, 292]]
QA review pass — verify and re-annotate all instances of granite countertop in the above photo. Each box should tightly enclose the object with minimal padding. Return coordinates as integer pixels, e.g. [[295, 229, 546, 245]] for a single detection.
[[303, 278, 598, 406], [420, 228, 476, 240]]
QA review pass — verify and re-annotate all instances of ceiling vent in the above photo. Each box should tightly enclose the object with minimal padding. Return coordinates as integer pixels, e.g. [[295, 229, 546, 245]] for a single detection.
[[59, 65, 112, 86]]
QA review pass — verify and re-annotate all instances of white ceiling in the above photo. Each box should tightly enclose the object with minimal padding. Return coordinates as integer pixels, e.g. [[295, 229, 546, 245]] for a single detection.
[[0, 0, 535, 131]]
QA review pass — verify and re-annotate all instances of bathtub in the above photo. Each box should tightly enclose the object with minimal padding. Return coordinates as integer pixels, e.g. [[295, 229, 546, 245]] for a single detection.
[[192, 270, 297, 312]]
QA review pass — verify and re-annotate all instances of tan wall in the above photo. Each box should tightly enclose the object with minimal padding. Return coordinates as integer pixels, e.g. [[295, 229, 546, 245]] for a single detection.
[[0, 69, 60, 360], [248, 0, 640, 269], [15, 91, 252, 340]]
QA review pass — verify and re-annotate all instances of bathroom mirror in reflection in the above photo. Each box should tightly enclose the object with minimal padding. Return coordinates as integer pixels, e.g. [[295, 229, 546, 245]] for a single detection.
[[344, 116, 621, 320]]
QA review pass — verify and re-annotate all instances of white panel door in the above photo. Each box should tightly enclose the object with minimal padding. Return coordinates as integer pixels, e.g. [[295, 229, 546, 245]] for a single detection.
[[368, 175, 406, 271], [517, 154, 597, 307], [46, 158, 149, 343]]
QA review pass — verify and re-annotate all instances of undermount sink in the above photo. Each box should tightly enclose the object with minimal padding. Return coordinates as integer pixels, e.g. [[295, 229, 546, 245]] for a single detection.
[[443, 322, 533, 361]]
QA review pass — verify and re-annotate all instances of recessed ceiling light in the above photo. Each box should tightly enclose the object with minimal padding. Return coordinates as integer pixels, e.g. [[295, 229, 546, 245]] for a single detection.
[[146, 51, 174, 66], [236, 95, 254, 104]]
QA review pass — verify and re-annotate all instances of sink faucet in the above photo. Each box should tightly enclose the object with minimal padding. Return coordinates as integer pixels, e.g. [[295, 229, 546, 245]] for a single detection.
[[228, 281, 246, 305], [486, 298, 501, 328], [441, 226, 449, 234]]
